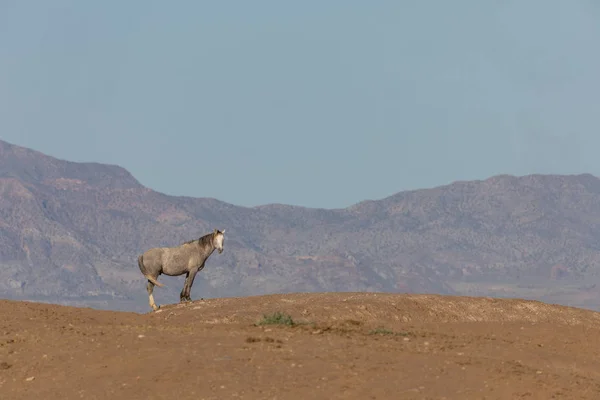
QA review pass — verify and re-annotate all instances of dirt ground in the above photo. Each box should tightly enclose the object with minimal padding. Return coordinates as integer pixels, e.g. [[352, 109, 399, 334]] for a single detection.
[[2, 292, 600, 399]]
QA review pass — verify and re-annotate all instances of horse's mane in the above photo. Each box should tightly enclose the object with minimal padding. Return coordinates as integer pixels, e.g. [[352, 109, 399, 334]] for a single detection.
[[183, 232, 214, 246]]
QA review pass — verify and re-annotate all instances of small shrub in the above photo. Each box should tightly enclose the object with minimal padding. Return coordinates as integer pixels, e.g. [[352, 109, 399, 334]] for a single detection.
[[255, 312, 295, 327], [369, 327, 411, 337], [369, 327, 395, 335]]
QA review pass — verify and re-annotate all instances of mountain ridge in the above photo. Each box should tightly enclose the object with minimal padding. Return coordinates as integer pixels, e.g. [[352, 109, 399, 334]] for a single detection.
[[2, 138, 600, 312]]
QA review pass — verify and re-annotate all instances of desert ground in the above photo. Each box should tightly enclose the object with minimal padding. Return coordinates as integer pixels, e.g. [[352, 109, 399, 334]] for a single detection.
[[2, 293, 600, 399]]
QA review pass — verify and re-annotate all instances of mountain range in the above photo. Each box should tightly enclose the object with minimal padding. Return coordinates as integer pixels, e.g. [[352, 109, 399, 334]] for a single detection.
[[2, 138, 600, 312]]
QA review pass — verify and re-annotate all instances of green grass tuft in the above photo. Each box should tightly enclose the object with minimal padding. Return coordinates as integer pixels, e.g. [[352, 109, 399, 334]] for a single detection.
[[369, 326, 411, 336], [369, 327, 395, 335], [255, 312, 296, 327]]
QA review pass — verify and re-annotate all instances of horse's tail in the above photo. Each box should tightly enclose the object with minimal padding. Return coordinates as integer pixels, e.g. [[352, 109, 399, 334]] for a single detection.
[[138, 254, 165, 288]]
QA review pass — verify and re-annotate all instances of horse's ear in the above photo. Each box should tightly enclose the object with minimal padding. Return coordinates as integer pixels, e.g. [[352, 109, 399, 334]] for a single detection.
[[221, 229, 225, 234], [213, 228, 218, 234]]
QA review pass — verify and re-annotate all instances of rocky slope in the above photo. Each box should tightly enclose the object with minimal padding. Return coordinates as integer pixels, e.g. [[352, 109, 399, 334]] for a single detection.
[[2, 139, 600, 311]]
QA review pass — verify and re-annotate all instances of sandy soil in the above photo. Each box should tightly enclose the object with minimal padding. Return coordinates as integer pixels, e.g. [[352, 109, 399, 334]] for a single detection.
[[2, 292, 600, 399]]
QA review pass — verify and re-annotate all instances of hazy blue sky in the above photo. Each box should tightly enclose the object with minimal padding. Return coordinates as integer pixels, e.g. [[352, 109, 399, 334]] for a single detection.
[[1, 1, 599, 208]]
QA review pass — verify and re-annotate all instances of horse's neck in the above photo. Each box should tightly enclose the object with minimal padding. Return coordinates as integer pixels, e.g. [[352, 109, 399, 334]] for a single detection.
[[196, 242, 215, 257]]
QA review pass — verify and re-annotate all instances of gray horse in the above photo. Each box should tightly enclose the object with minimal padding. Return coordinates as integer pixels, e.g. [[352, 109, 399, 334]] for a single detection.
[[137, 229, 225, 311]]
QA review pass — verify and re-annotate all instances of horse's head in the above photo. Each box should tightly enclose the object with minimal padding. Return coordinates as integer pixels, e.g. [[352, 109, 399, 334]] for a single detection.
[[213, 228, 225, 254]]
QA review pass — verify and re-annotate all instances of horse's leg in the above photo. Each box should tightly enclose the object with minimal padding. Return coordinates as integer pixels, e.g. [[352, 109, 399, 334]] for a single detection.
[[180, 271, 191, 303], [184, 267, 200, 301], [147, 281, 159, 311]]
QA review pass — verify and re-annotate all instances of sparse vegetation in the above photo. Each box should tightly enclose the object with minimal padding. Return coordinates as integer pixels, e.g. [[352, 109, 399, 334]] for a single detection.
[[369, 326, 411, 337], [255, 312, 296, 327], [369, 327, 395, 335]]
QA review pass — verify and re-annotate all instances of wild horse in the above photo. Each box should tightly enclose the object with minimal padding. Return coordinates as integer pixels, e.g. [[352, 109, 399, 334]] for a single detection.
[[137, 229, 225, 311]]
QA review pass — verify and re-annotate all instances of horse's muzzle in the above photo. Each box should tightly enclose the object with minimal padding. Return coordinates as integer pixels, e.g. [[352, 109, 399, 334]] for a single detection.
[[218, 248, 223, 254]]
